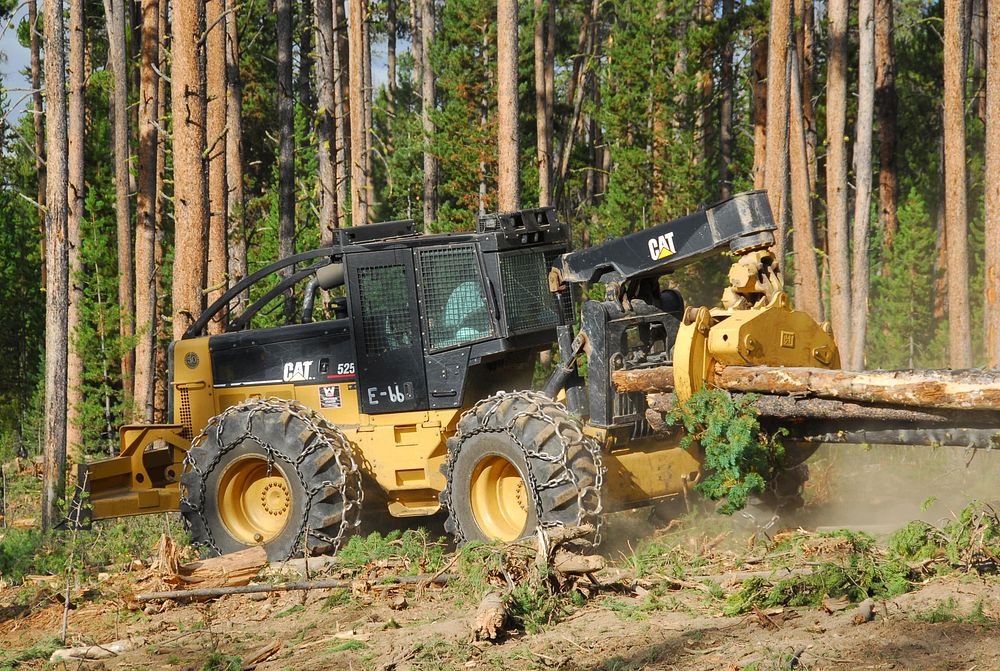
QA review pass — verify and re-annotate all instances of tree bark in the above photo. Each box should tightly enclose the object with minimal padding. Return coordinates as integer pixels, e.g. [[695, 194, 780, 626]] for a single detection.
[[171, 0, 208, 340], [334, 0, 349, 229], [420, 0, 437, 227], [30, 0, 45, 287], [66, 0, 85, 459], [718, 0, 734, 199], [826, 0, 851, 364], [848, 0, 876, 371], [362, 4, 375, 211], [135, 0, 159, 422], [317, 0, 339, 244], [154, 0, 169, 422], [386, 0, 397, 115], [206, 0, 228, 333], [944, 0, 972, 367], [299, 0, 316, 114], [794, 0, 817, 195], [497, 0, 520, 211], [226, 0, 248, 310], [277, 0, 296, 314], [984, 2, 1000, 366], [348, 0, 369, 224], [763, 0, 791, 258], [42, 0, 69, 531], [751, 31, 768, 190], [534, 0, 551, 206], [875, 0, 899, 251], [103, 0, 135, 398], [789, 50, 822, 322]]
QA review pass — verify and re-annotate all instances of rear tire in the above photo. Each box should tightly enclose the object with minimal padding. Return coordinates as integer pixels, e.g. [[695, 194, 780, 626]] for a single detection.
[[180, 398, 362, 560], [441, 391, 605, 545]]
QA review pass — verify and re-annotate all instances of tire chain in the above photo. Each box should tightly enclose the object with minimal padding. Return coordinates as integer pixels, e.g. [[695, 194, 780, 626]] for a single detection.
[[442, 390, 606, 546], [179, 397, 363, 559]]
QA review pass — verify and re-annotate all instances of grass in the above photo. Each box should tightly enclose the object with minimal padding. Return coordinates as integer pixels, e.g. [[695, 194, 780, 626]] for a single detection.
[[335, 529, 447, 574], [275, 603, 305, 618], [321, 588, 351, 609], [912, 597, 998, 626], [0, 638, 62, 671], [200, 652, 242, 671], [328, 640, 366, 653]]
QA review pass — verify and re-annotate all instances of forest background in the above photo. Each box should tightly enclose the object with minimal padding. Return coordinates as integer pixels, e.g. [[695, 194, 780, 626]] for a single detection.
[[0, 0, 997, 523]]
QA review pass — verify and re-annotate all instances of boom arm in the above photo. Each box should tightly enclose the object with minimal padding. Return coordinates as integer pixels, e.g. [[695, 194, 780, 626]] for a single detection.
[[553, 191, 776, 286]]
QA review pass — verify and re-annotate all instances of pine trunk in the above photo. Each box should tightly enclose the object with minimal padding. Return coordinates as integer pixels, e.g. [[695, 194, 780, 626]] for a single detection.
[[764, 0, 790, 259], [317, 0, 338, 243], [387, 0, 396, 115], [30, 0, 46, 287], [750, 32, 767, 190], [300, 0, 316, 114], [718, 0, 734, 199], [497, 0, 520, 211], [849, 0, 876, 370], [789, 50, 822, 322], [826, 0, 851, 363], [333, 0, 349, 229], [984, 2, 999, 365], [154, 0, 169, 422], [794, 0, 817, 195], [42, 0, 69, 531], [420, 0, 437, 226], [362, 7, 375, 210], [944, 0, 972, 367], [226, 0, 248, 309], [206, 0, 228, 333], [348, 0, 368, 224], [534, 0, 551, 206], [134, 0, 159, 422], [66, 0, 85, 458], [875, 0, 899, 251], [104, 0, 135, 397], [171, 0, 208, 340]]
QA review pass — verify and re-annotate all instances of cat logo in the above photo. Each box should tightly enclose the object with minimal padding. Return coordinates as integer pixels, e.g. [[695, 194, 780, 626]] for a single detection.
[[282, 360, 314, 382], [647, 232, 677, 261]]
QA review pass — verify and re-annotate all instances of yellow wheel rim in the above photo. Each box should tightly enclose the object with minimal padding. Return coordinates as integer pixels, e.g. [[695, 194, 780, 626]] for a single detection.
[[470, 455, 529, 542], [218, 456, 292, 545]]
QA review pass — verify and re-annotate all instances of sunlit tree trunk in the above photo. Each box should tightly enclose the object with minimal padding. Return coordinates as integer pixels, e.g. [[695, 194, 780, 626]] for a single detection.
[[226, 0, 248, 309], [764, 0, 790, 259], [66, 0, 85, 457], [30, 0, 46, 287], [789, 50, 822, 322], [278, 0, 296, 313], [986, 0, 1000, 366], [420, 0, 437, 226], [826, 0, 851, 360], [875, 0, 899, 251], [718, 0, 734, 199], [206, 0, 228, 333], [317, 0, 339, 243], [42, 0, 69, 531], [944, 0, 972, 367], [497, 0, 520, 211], [334, 0, 349, 228], [751, 32, 767, 190], [534, 0, 551, 206], [348, 0, 369, 224]]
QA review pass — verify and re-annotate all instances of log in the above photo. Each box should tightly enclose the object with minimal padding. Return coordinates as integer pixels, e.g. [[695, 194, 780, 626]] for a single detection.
[[551, 549, 605, 575], [50, 637, 144, 661], [135, 574, 453, 602], [473, 591, 507, 641], [165, 545, 268, 589], [612, 366, 675, 393]]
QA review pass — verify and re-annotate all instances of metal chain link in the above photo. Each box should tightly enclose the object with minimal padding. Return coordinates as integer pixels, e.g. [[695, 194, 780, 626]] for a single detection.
[[442, 390, 606, 546], [179, 397, 363, 558]]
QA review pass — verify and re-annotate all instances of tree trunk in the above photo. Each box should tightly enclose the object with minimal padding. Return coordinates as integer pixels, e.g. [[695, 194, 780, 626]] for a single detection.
[[66, 0, 85, 458], [944, 0, 972, 367], [277, 0, 296, 314], [751, 31, 768, 190], [135, 0, 159, 422], [718, 0, 734, 199], [206, 0, 228, 334], [362, 5, 375, 211], [554, 0, 597, 205], [171, 0, 208, 340], [154, 0, 169, 422], [226, 0, 248, 310], [534, 0, 551, 206], [789, 50, 822, 322], [984, 2, 999, 365], [348, 0, 369, 224], [387, 0, 396, 115], [333, 0, 349, 229], [848, 0, 875, 371], [875, 0, 899, 252], [30, 0, 45, 287], [103, 0, 135, 398], [497, 0, 520, 211], [300, 0, 316, 114], [970, 0, 986, 123], [794, 0, 817, 195], [317, 0, 338, 244], [42, 0, 69, 531], [545, 0, 554, 198], [420, 0, 437, 226], [763, 0, 790, 257], [826, 0, 851, 363]]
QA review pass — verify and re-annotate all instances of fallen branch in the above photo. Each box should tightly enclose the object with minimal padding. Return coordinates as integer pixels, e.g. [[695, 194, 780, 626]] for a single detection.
[[50, 637, 144, 662], [135, 574, 454, 602]]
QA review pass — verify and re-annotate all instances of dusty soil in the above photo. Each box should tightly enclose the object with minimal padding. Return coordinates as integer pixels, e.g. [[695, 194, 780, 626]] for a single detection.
[[2, 443, 1000, 671]]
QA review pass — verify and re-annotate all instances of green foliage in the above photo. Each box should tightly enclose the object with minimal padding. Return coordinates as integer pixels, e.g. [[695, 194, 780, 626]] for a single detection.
[[200, 652, 242, 671], [508, 571, 566, 634], [321, 588, 352, 609], [329, 640, 366, 653], [0, 529, 69, 585], [888, 502, 1000, 569], [0, 637, 62, 671], [335, 529, 447, 573], [912, 597, 997, 626], [667, 388, 784, 513]]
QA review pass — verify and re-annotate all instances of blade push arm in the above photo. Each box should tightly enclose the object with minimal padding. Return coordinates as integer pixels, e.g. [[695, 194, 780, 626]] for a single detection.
[[553, 191, 776, 286]]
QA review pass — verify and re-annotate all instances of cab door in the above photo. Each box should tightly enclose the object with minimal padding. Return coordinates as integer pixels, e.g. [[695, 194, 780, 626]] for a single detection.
[[347, 249, 428, 414]]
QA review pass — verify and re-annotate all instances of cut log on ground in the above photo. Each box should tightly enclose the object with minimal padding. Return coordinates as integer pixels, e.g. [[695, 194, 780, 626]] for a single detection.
[[164, 545, 268, 589], [474, 591, 507, 641], [135, 574, 454, 602]]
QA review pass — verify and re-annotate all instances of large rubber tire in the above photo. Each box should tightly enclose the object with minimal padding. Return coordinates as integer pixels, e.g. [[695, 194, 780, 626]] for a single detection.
[[179, 398, 362, 561], [441, 391, 605, 545]]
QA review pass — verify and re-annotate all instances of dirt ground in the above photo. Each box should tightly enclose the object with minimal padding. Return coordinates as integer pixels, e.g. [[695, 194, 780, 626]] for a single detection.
[[2, 443, 1000, 671]]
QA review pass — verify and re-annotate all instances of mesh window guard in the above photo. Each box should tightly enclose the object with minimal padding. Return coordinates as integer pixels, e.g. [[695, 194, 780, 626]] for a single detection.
[[358, 265, 412, 355], [418, 246, 494, 350], [499, 251, 558, 333]]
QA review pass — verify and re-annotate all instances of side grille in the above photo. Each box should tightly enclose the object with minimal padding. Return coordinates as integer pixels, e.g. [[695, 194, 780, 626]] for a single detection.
[[499, 251, 558, 334], [358, 264, 411, 354], [417, 246, 494, 350], [179, 388, 193, 439]]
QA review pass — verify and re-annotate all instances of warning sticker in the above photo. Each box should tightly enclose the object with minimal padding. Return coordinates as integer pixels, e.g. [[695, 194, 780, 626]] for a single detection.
[[319, 385, 342, 409]]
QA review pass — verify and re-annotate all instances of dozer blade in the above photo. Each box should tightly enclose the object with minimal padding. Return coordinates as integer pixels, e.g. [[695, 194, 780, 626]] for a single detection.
[[80, 424, 191, 521]]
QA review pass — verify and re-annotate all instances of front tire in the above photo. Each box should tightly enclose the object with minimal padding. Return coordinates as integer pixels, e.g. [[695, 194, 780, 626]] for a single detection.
[[441, 391, 605, 544], [180, 398, 362, 560]]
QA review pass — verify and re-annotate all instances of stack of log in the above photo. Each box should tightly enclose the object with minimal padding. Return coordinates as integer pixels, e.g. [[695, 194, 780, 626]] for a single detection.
[[613, 365, 1000, 449]]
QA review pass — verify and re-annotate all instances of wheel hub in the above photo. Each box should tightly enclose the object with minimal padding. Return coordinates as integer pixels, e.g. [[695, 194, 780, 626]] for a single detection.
[[218, 456, 293, 545], [469, 455, 530, 542]]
